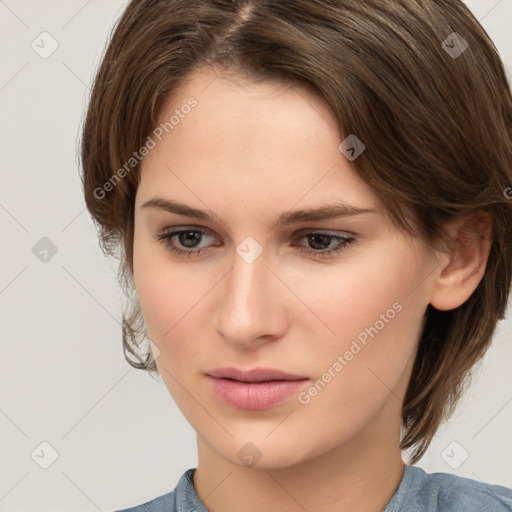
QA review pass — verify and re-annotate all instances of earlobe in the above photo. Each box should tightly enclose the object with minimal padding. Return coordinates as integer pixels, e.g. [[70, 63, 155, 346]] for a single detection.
[[429, 211, 493, 312]]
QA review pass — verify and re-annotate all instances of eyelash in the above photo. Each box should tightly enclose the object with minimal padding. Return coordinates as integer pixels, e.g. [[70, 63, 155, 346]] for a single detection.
[[154, 228, 356, 259]]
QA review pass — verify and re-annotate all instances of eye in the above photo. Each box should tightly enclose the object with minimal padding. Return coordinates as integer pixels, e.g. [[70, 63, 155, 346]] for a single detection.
[[154, 228, 356, 259], [154, 228, 219, 257], [292, 232, 356, 258]]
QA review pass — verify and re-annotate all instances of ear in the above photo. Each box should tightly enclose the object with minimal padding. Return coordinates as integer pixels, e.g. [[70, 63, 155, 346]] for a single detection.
[[429, 210, 493, 311]]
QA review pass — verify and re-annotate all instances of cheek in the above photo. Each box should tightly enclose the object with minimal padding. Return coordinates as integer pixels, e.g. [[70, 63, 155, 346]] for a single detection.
[[132, 241, 222, 422], [133, 237, 183, 346], [304, 243, 426, 413], [132, 239, 218, 369]]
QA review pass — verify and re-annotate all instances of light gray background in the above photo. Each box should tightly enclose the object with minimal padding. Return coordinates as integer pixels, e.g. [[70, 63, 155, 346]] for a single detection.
[[1, 1, 511, 511]]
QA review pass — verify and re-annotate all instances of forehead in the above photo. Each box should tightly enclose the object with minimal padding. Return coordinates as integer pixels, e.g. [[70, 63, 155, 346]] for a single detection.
[[137, 66, 378, 217], [150, 65, 342, 153]]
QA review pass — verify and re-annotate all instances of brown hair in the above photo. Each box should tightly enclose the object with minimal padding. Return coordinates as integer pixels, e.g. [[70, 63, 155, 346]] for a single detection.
[[80, 0, 512, 464]]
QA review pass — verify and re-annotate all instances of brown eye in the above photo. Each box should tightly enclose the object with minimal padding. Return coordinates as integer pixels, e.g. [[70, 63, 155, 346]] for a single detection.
[[154, 228, 217, 257], [294, 232, 356, 259]]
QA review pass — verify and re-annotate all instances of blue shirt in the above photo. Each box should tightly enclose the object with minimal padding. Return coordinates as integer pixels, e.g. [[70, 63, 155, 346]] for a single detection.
[[114, 465, 512, 511]]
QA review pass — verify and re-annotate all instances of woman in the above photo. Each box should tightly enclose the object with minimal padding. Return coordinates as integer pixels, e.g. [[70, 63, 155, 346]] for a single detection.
[[80, 0, 512, 510]]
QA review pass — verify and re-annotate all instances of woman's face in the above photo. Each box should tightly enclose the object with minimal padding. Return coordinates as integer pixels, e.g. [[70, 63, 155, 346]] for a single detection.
[[133, 66, 439, 468]]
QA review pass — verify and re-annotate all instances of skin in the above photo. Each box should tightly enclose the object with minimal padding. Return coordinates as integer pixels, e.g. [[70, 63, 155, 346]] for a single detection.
[[132, 66, 491, 512]]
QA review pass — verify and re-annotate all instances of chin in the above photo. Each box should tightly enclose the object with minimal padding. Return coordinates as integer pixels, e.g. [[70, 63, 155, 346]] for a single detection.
[[213, 434, 312, 471]]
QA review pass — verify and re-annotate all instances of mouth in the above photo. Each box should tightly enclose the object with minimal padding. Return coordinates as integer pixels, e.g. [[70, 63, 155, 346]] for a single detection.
[[205, 367, 310, 410], [206, 366, 309, 383]]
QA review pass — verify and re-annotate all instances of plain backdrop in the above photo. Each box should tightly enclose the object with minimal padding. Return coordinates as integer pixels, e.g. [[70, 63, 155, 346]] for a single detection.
[[1, 1, 511, 511]]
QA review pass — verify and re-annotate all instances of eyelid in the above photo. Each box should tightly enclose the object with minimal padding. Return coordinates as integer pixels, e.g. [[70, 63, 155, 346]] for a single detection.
[[294, 227, 356, 237], [158, 224, 215, 236]]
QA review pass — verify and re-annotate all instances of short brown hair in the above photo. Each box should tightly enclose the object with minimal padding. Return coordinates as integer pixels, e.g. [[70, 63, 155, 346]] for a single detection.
[[80, 0, 512, 463]]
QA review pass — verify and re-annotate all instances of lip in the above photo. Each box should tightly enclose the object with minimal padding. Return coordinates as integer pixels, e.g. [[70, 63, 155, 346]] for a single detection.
[[206, 367, 309, 382], [205, 367, 310, 410]]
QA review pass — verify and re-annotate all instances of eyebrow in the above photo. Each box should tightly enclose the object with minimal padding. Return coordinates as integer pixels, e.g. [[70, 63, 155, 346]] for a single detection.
[[141, 197, 376, 227]]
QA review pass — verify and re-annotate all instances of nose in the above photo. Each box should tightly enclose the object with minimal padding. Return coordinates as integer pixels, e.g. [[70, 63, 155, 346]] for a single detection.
[[215, 245, 288, 349]]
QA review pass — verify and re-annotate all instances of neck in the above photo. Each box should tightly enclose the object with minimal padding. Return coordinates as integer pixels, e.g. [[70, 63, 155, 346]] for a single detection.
[[193, 422, 405, 512]]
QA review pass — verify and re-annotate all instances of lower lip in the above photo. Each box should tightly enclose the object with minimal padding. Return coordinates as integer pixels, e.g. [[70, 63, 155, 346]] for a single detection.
[[206, 376, 309, 410]]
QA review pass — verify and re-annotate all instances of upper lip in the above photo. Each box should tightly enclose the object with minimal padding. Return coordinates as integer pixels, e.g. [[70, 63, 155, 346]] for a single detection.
[[206, 367, 309, 383]]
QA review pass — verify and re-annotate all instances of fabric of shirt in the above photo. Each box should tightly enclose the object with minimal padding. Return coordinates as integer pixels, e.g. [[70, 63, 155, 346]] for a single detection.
[[114, 464, 512, 512]]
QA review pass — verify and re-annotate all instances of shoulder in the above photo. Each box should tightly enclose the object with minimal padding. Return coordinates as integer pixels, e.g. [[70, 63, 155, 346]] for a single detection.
[[385, 464, 512, 512], [428, 469, 512, 511], [113, 468, 200, 512]]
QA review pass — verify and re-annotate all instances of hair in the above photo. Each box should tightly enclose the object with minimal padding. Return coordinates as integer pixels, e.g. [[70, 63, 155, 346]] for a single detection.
[[80, 0, 512, 464]]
